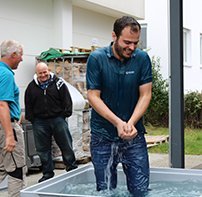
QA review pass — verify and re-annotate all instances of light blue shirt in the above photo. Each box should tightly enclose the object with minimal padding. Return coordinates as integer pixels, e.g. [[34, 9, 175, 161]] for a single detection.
[[0, 62, 21, 120]]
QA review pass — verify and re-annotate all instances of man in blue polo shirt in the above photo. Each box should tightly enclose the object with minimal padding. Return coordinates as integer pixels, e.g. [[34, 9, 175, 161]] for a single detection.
[[0, 40, 26, 197], [86, 16, 152, 196]]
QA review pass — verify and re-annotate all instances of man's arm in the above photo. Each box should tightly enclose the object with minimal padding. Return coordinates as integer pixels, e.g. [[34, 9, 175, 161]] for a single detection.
[[0, 101, 16, 152], [128, 82, 152, 126], [87, 89, 129, 139], [60, 81, 73, 118], [24, 86, 34, 122]]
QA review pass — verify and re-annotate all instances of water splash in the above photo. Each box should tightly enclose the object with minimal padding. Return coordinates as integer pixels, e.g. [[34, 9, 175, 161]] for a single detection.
[[105, 143, 119, 190]]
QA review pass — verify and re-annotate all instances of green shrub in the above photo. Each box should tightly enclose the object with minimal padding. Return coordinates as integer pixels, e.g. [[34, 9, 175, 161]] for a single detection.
[[144, 56, 169, 127], [144, 56, 202, 128], [184, 91, 202, 128]]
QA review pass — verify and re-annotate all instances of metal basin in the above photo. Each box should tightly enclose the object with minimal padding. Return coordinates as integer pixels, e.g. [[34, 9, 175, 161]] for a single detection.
[[20, 164, 202, 197]]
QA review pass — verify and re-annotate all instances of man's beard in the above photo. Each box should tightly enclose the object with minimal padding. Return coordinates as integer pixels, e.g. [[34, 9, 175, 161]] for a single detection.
[[114, 41, 133, 60]]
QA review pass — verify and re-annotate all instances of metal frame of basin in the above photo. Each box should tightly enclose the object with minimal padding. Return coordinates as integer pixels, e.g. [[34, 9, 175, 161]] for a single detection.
[[20, 163, 202, 197]]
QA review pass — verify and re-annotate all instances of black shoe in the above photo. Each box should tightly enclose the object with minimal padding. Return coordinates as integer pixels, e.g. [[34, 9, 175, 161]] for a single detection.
[[38, 173, 54, 183], [65, 164, 78, 172]]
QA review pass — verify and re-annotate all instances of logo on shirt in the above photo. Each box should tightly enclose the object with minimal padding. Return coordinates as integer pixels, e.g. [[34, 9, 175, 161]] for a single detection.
[[56, 78, 64, 90], [125, 71, 135, 75]]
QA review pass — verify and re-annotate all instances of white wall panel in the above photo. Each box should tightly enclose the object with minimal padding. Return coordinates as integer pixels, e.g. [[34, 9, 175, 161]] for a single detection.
[[140, 0, 202, 92], [0, 0, 146, 108], [0, 0, 54, 107], [73, 7, 115, 49]]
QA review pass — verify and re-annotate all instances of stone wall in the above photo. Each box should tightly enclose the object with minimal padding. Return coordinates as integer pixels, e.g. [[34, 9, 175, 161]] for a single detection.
[[46, 56, 88, 99], [43, 55, 91, 164]]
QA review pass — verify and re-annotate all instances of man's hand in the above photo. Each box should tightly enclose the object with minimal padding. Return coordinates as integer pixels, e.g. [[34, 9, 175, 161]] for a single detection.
[[117, 121, 138, 140], [122, 123, 138, 140], [4, 134, 16, 152], [0, 101, 16, 152], [117, 120, 127, 139]]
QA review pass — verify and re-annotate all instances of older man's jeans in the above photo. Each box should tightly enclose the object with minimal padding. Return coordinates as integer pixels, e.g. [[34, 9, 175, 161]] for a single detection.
[[32, 117, 76, 177], [90, 133, 149, 196]]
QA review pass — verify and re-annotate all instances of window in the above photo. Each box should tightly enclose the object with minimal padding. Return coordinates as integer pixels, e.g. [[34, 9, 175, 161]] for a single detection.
[[183, 28, 191, 66], [139, 24, 147, 49]]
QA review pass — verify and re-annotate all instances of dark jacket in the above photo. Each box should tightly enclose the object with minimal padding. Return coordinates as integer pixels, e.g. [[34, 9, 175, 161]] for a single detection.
[[25, 73, 72, 123]]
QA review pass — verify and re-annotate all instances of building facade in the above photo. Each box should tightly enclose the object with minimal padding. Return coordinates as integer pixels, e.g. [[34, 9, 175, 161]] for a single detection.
[[2, 0, 201, 108], [141, 0, 202, 92], [0, 0, 144, 107]]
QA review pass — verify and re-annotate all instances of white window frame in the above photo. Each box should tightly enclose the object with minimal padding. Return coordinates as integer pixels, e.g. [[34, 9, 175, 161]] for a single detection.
[[139, 23, 147, 50], [183, 28, 191, 67]]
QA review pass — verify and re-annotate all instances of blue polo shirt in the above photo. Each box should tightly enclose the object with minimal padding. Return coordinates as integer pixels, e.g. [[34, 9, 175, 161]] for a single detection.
[[86, 44, 152, 141], [0, 62, 21, 120]]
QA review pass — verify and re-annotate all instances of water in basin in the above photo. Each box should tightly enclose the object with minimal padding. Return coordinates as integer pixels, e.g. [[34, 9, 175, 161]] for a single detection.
[[61, 179, 202, 197]]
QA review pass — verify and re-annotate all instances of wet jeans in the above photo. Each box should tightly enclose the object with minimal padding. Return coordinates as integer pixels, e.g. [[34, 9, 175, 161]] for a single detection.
[[90, 133, 149, 196], [32, 117, 76, 176]]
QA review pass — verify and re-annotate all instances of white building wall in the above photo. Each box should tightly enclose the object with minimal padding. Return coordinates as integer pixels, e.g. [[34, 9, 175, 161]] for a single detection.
[[83, 0, 145, 19], [73, 6, 115, 49], [53, 0, 73, 48], [0, 0, 145, 108], [183, 0, 202, 92], [142, 0, 202, 92], [0, 0, 54, 108], [140, 0, 169, 79]]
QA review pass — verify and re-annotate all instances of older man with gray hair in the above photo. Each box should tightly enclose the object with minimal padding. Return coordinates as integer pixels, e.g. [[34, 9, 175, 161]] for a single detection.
[[0, 40, 26, 197]]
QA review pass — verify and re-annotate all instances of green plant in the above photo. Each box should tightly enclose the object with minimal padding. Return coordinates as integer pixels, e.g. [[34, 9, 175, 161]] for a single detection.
[[144, 56, 202, 128], [184, 91, 202, 128], [144, 56, 169, 127]]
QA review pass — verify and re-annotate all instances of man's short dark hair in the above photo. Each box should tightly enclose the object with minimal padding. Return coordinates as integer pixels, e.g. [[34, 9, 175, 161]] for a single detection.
[[113, 16, 141, 38]]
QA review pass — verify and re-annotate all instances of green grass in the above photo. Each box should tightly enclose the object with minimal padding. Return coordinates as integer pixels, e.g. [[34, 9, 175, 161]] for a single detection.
[[145, 126, 202, 155]]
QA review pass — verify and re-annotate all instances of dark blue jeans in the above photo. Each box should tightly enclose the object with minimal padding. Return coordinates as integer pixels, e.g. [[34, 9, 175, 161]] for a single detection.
[[90, 133, 149, 196], [32, 117, 76, 176]]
